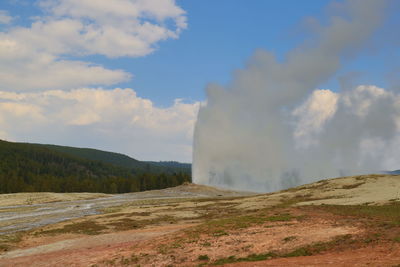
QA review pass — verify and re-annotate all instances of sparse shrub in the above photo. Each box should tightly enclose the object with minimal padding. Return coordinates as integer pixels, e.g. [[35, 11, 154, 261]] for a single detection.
[[39, 220, 106, 235], [130, 254, 139, 263], [213, 230, 228, 237], [283, 236, 297, 242], [0, 244, 10, 252], [213, 255, 236, 265], [266, 214, 293, 222], [320, 203, 400, 226], [170, 242, 182, 248], [198, 254, 210, 261], [283, 247, 312, 257], [212, 253, 277, 265], [201, 241, 211, 247], [393, 237, 400, 243], [341, 182, 365, 189]]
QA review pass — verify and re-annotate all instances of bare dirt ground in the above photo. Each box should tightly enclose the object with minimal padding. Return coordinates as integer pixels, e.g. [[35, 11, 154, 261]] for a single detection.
[[225, 244, 400, 267], [0, 192, 109, 207], [1, 175, 400, 266], [0, 224, 194, 267], [0, 183, 252, 235]]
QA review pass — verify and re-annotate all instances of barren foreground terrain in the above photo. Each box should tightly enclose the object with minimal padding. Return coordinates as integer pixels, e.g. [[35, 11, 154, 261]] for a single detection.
[[1, 175, 400, 266]]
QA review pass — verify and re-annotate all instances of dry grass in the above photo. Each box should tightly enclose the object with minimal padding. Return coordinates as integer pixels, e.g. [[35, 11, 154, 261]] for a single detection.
[[0, 232, 24, 252], [319, 202, 400, 225], [0, 192, 109, 207], [3, 175, 400, 266], [37, 220, 107, 235]]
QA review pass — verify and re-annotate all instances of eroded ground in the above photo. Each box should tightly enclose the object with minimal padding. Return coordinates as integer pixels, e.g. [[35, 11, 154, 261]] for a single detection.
[[1, 175, 400, 266]]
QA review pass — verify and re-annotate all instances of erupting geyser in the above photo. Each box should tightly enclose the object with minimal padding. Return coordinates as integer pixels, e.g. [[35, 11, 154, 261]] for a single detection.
[[193, 0, 400, 192]]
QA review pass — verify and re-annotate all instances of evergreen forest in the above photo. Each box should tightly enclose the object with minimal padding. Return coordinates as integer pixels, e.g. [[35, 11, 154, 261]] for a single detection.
[[0, 140, 191, 194]]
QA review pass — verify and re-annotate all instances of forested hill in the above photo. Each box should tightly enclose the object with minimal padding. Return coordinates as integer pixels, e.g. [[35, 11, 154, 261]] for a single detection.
[[387, 170, 400, 175], [42, 144, 191, 175], [0, 140, 191, 194]]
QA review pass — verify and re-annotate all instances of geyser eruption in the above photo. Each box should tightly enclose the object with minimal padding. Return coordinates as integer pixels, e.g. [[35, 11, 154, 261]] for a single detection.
[[193, 0, 400, 192]]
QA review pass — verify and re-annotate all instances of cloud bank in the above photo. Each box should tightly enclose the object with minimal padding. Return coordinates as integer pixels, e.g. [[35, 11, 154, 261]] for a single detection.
[[0, 0, 187, 91], [193, 0, 399, 192], [0, 88, 199, 162]]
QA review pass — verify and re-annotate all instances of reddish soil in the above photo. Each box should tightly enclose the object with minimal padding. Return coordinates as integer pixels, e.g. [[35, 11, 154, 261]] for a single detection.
[[226, 244, 400, 266], [1, 207, 400, 266], [121, 216, 360, 266], [0, 224, 195, 267]]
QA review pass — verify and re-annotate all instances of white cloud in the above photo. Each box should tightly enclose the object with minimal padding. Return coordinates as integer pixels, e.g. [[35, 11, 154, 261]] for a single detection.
[[293, 89, 339, 147], [0, 48, 131, 91], [0, 0, 187, 91], [25, 0, 186, 57], [0, 88, 199, 162], [342, 85, 390, 117], [0, 10, 12, 24], [292, 85, 400, 171]]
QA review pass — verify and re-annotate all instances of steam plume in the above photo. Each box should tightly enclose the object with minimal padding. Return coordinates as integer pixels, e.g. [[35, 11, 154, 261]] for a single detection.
[[193, 0, 399, 192]]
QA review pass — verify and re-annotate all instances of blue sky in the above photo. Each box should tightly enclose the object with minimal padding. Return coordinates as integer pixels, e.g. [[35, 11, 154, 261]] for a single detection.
[[3, 0, 398, 105], [118, 0, 334, 105], [86, 0, 398, 105], [0, 0, 398, 162]]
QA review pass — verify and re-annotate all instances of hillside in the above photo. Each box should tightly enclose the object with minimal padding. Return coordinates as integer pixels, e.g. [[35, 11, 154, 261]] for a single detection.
[[42, 144, 191, 175], [0, 140, 190, 194], [42, 144, 143, 170], [387, 169, 400, 175]]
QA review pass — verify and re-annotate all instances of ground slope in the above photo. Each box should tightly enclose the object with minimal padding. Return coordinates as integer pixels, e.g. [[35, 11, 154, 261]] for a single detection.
[[0, 174, 399, 266]]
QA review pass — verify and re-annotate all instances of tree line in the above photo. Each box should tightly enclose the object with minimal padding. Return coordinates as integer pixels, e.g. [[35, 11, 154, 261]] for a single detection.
[[0, 140, 191, 194]]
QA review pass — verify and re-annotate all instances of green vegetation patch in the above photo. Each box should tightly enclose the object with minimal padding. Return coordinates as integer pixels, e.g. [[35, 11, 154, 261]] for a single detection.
[[341, 182, 365, 189], [393, 237, 400, 243], [212, 253, 277, 265], [275, 195, 331, 208], [201, 241, 212, 247], [198, 254, 210, 261], [282, 247, 313, 257], [266, 213, 293, 222], [183, 210, 296, 242], [128, 211, 151, 216], [0, 232, 24, 252], [38, 220, 107, 235], [283, 236, 297, 242], [106, 215, 177, 232], [319, 202, 400, 226], [212, 230, 228, 237], [211, 234, 354, 265], [108, 218, 141, 231], [0, 244, 11, 252], [282, 234, 354, 257]]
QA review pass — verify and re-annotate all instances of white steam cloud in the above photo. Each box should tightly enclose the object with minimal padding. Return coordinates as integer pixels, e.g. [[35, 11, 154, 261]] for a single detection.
[[193, 0, 399, 192]]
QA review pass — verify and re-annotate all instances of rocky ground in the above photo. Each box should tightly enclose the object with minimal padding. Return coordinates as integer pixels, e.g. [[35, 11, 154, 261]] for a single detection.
[[1, 175, 400, 266]]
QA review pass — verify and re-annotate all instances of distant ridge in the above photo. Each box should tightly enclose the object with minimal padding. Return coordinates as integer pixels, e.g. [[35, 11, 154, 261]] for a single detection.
[[386, 169, 400, 175], [0, 139, 191, 194], [42, 144, 191, 175], [43, 144, 142, 168]]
